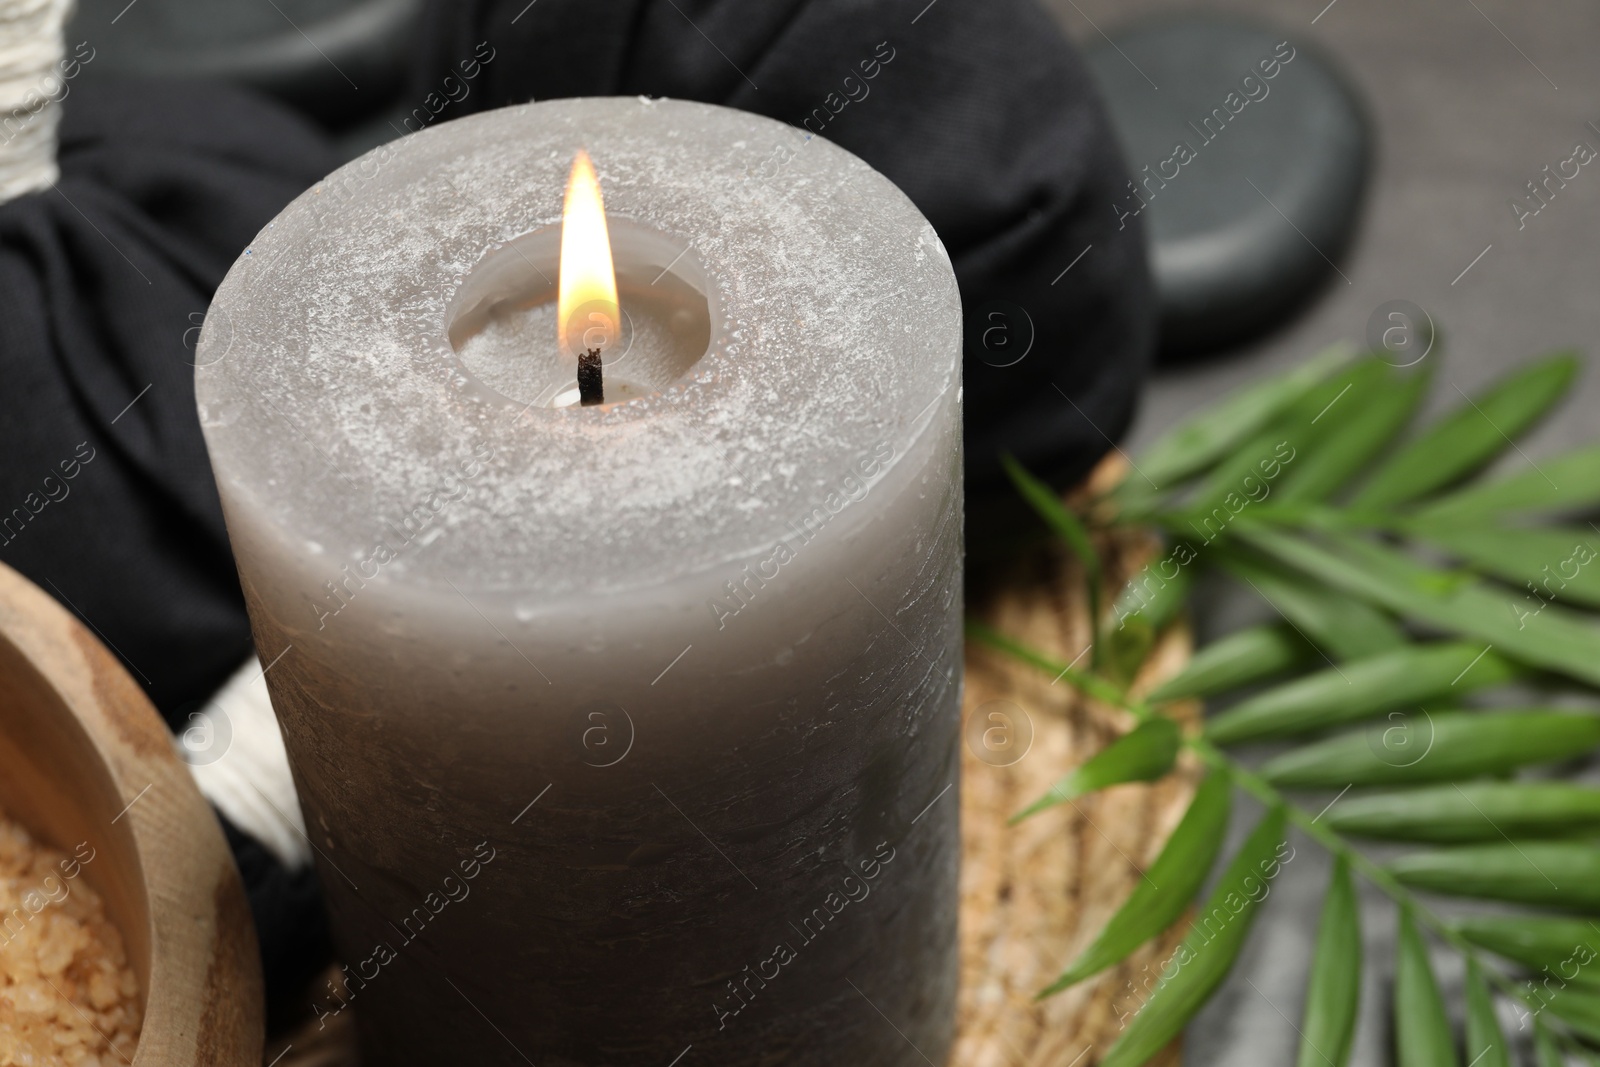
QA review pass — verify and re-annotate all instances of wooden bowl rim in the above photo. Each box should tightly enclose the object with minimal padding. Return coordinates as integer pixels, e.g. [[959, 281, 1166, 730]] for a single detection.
[[0, 561, 264, 1065]]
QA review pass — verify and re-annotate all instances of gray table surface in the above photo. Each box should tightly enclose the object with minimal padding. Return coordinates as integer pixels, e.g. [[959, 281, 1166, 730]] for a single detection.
[[1038, 1, 1600, 1062]]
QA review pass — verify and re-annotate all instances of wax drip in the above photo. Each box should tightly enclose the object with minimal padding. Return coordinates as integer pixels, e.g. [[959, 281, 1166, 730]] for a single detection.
[[577, 347, 604, 406], [0, 0, 72, 205]]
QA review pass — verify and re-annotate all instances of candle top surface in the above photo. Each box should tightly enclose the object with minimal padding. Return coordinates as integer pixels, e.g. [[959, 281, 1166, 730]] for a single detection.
[[197, 97, 960, 601]]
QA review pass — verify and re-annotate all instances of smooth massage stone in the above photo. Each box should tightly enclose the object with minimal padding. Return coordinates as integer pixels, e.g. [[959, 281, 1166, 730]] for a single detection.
[[1085, 16, 1371, 357]]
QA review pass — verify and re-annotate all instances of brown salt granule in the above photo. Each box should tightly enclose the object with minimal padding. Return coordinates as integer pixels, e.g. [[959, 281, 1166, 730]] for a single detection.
[[0, 807, 141, 1066]]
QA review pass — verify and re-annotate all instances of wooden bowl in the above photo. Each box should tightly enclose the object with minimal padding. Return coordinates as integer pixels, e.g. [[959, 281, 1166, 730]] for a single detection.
[[0, 561, 263, 1064]]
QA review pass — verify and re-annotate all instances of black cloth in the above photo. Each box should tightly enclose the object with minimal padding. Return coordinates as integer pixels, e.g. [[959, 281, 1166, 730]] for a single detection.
[[411, 0, 1156, 537], [0, 78, 336, 1007], [220, 812, 333, 1029], [0, 78, 334, 719]]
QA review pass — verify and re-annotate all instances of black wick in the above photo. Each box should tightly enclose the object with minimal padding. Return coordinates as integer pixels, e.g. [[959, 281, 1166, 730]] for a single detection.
[[577, 347, 604, 406]]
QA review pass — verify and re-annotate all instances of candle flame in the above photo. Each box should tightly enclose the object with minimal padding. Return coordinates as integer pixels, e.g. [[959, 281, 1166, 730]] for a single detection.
[[557, 148, 620, 361]]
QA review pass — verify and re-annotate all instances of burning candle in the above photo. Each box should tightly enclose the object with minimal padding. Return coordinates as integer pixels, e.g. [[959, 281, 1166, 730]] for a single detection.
[[557, 148, 616, 406], [196, 97, 963, 1066]]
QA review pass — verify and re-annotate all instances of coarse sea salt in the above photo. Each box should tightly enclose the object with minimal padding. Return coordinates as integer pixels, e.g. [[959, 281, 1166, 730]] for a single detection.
[[0, 808, 140, 1067]]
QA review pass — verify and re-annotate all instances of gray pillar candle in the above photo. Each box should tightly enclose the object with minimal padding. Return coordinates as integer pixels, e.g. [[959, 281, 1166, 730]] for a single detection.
[[196, 97, 963, 1066]]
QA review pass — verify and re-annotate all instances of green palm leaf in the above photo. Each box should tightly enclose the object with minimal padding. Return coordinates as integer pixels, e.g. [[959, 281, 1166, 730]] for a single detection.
[[1298, 856, 1361, 1067], [1012, 717, 1182, 823], [1205, 641, 1519, 745], [1395, 906, 1457, 1067], [1464, 958, 1510, 1067], [1131, 343, 1352, 493], [1353, 351, 1579, 511], [1108, 561, 1195, 633], [1099, 806, 1288, 1067], [1534, 1020, 1565, 1067], [1237, 525, 1600, 688], [1260, 711, 1600, 788], [1189, 359, 1387, 519], [1275, 362, 1431, 505], [1454, 914, 1600, 970], [1324, 782, 1600, 842], [964, 620, 1125, 707], [1402, 521, 1600, 609], [1038, 769, 1232, 995], [1218, 550, 1405, 661], [1540, 985, 1600, 1042], [1004, 453, 1103, 652], [1390, 841, 1600, 910], [1104, 563, 1196, 683], [1147, 623, 1314, 702], [1412, 443, 1600, 523]]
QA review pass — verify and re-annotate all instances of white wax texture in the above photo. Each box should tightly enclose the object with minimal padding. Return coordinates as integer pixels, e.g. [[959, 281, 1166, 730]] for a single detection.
[[197, 98, 963, 1066]]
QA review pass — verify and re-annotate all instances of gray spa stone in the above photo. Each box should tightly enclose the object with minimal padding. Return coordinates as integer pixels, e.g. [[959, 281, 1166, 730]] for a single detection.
[[1085, 16, 1371, 357]]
